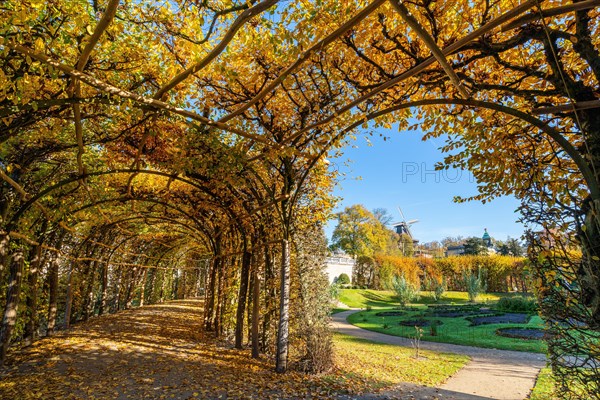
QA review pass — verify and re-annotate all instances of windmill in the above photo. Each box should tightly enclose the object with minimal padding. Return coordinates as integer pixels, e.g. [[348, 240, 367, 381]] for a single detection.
[[392, 207, 419, 244]]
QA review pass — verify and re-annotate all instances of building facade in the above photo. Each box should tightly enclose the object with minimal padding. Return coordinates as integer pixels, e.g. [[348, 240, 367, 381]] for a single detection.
[[325, 251, 355, 283]]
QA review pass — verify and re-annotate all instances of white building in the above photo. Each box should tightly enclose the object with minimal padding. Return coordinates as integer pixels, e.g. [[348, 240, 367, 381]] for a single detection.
[[325, 251, 355, 283]]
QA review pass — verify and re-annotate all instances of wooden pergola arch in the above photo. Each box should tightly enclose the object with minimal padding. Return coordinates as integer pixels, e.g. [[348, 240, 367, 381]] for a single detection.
[[1, 0, 599, 376]]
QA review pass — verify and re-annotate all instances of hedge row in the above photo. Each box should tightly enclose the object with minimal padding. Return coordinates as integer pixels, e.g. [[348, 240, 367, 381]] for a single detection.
[[353, 254, 530, 293]]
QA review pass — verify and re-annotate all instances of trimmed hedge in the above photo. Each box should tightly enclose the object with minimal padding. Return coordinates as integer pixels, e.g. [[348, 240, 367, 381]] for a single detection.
[[368, 254, 530, 292]]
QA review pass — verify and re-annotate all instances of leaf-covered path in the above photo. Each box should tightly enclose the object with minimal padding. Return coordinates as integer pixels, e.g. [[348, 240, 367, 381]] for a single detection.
[[1, 300, 355, 400], [332, 310, 547, 400]]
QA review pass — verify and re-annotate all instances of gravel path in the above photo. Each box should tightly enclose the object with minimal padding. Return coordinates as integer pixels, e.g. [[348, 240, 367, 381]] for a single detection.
[[332, 310, 547, 400]]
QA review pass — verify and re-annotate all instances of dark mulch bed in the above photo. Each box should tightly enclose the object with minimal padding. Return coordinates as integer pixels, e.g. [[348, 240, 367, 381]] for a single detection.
[[375, 311, 406, 317], [399, 319, 443, 327], [427, 304, 483, 311], [425, 310, 493, 318], [398, 306, 422, 311], [469, 313, 530, 326], [496, 327, 550, 340], [424, 305, 493, 318]]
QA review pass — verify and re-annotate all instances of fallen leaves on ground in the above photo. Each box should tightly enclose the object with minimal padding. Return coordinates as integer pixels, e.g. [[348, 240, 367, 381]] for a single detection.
[[0, 300, 467, 399], [329, 334, 469, 393]]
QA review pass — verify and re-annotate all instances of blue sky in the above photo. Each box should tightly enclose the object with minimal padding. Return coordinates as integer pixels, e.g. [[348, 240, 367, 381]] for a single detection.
[[325, 125, 525, 244]]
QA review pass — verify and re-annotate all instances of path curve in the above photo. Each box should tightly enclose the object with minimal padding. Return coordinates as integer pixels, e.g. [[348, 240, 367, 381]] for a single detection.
[[332, 310, 547, 400]]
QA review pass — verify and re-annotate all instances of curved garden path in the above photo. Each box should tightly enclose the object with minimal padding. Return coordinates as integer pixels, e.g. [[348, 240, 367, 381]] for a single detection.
[[332, 310, 547, 400]]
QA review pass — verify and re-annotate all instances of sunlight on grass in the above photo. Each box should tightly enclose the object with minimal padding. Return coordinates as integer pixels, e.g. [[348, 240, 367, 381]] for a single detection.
[[339, 289, 546, 353], [348, 308, 546, 353], [338, 289, 398, 308], [530, 368, 558, 400], [338, 289, 531, 309], [328, 333, 469, 393]]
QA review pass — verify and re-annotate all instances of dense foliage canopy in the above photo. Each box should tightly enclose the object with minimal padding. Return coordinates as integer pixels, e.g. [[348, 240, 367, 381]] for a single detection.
[[1, 0, 599, 393]]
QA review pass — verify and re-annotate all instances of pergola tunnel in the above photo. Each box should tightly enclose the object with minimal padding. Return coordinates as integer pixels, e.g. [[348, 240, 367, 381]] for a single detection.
[[1, 0, 599, 395]]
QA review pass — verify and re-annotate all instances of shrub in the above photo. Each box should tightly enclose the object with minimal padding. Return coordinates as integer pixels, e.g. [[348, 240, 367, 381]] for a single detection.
[[329, 283, 340, 301], [392, 274, 420, 306], [432, 277, 447, 302], [495, 296, 538, 313], [335, 273, 351, 285], [462, 268, 487, 302], [294, 225, 333, 374], [372, 254, 420, 290], [430, 320, 439, 336]]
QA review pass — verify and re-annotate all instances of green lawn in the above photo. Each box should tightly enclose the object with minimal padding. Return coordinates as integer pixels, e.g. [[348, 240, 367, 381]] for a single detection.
[[338, 289, 534, 308], [338, 289, 546, 353], [327, 333, 469, 393], [338, 289, 398, 308], [347, 307, 546, 352], [529, 368, 558, 400]]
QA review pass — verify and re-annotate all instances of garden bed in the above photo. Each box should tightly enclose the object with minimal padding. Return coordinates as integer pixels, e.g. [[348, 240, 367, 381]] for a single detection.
[[399, 319, 443, 327], [496, 327, 549, 340], [375, 311, 406, 317], [469, 313, 530, 326], [425, 310, 492, 318], [425, 305, 493, 318]]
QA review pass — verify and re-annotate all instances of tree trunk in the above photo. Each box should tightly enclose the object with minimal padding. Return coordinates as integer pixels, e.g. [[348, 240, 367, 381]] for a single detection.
[[262, 246, 275, 352], [147, 267, 157, 305], [251, 257, 260, 358], [159, 269, 167, 303], [215, 264, 224, 336], [125, 267, 138, 309], [0, 248, 24, 364], [114, 267, 123, 311], [0, 234, 9, 278], [204, 257, 218, 331], [99, 261, 108, 315], [235, 251, 251, 349], [195, 266, 203, 298], [276, 239, 290, 373], [139, 268, 148, 307], [64, 264, 74, 329], [580, 199, 600, 328], [47, 253, 60, 336], [82, 261, 97, 321], [24, 244, 43, 345]]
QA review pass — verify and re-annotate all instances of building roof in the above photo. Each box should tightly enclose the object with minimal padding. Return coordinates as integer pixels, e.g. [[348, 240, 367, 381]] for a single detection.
[[482, 228, 491, 241]]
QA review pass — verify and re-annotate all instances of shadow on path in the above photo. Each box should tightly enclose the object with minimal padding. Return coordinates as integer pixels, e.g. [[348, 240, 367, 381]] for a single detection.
[[332, 310, 547, 400], [0, 300, 343, 399]]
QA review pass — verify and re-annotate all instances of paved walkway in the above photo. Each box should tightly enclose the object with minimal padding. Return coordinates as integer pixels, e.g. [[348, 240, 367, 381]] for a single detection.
[[332, 310, 547, 400]]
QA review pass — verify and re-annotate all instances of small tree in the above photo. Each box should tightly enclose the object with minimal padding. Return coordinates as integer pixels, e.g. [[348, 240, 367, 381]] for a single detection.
[[432, 277, 447, 302], [335, 273, 350, 285], [463, 237, 489, 255], [353, 255, 375, 288], [462, 268, 487, 302], [392, 274, 419, 306]]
